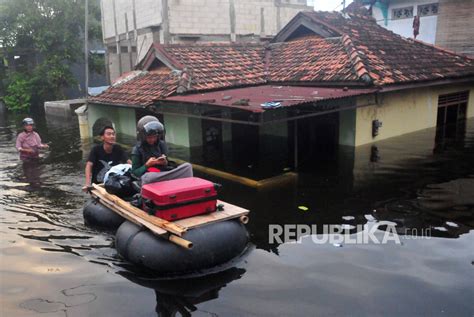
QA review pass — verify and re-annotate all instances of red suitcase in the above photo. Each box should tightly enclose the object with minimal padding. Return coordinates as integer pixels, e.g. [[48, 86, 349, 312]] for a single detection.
[[141, 177, 218, 221]]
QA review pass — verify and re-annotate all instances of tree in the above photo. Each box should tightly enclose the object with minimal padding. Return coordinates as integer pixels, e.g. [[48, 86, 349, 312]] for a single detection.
[[0, 0, 102, 112]]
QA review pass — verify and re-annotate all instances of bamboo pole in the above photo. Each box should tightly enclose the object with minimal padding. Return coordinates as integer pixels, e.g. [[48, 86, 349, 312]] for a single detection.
[[92, 184, 186, 236], [239, 215, 249, 224]]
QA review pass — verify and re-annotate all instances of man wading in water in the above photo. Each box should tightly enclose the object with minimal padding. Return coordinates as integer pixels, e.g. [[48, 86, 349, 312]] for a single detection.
[[16, 118, 49, 186], [82, 126, 131, 191]]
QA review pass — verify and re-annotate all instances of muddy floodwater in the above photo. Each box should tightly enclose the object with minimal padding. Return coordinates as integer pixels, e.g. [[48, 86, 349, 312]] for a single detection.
[[1, 109, 473, 317]]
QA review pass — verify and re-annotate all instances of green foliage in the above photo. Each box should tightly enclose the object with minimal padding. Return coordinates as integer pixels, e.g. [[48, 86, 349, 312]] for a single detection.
[[89, 52, 105, 75], [0, 0, 103, 111], [3, 74, 32, 112]]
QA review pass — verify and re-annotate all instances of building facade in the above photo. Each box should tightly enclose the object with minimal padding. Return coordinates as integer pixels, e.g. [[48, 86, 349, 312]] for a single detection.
[[100, 0, 311, 82], [88, 11, 474, 173], [352, 0, 474, 57]]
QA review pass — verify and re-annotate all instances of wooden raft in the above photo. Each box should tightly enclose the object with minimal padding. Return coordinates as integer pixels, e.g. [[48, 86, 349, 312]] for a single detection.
[[90, 184, 249, 249]]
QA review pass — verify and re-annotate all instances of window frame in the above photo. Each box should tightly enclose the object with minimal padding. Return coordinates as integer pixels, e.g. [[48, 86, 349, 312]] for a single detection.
[[392, 6, 414, 20]]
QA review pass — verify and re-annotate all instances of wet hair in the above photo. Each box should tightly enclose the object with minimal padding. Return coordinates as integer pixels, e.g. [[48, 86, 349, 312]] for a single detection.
[[99, 125, 115, 136]]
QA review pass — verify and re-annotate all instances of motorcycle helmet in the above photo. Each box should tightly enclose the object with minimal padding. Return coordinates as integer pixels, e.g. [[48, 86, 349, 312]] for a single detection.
[[22, 118, 35, 125], [143, 121, 164, 137]]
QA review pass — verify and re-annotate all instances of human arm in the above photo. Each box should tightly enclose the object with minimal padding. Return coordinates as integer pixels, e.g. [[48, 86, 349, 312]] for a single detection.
[[131, 154, 148, 177], [82, 161, 93, 192], [15, 133, 34, 153], [82, 146, 97, 192], [35, 132, 49, 149], [117, 145, 130, 164], [131, 154, 165, 177]]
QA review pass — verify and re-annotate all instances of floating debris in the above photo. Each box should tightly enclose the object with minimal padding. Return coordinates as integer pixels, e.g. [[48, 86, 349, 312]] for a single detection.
[[333, 243, 343, 248], [261, 101, 281, 109], [445, 222, 459, 228], [298, 206, 309, 212], [232, 98, 250, 106], [364, 214, 376, 222], [342, 216, 355, 221]]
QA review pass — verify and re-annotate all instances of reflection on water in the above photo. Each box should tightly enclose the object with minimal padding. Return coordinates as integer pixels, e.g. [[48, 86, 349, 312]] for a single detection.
[[120, 267, 245, 317], [1, 109, 474, 316]]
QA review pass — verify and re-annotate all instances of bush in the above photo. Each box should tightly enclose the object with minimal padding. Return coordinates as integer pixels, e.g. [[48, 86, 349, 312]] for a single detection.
[[2, 74, 32, 112]]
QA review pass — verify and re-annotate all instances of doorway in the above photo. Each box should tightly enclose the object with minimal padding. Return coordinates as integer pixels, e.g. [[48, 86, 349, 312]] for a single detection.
[[436, 91, 469, 140], [289, 112, 339, 170]]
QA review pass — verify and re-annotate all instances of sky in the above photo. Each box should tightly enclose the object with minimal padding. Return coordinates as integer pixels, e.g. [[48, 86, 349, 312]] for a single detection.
[[310, 0, 355, 12]]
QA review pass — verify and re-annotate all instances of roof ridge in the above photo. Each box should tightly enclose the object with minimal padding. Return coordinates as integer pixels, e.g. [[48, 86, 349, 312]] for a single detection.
[[340, 34, 373, 84], [110, 70, 149, 88], [163, 42, 264, 48], [152, 43, 185, 70], [176, 68, 193, 94], [407, 38, 474, 61], [263, 45, 273, 82], [301, 11, 345, 36]]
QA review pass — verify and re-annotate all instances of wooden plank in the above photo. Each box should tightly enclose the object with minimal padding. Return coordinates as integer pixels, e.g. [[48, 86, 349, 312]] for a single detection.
[[92, 192, 166, 235], [173, 200, 249, 229], [90, 185, 250, 230], [91, 191, 193, 249], [91, 184, 186, 236], [97, 195, 193, 249]]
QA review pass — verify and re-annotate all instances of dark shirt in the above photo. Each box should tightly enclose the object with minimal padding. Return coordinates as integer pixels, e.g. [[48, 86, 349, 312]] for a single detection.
[[87, 144, 128, 183]]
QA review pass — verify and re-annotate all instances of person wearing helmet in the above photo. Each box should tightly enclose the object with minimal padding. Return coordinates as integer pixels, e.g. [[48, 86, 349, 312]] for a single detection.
[[15, 118, 49, 161], [131, 119, 193, 184], [131, 121, 168, 176]]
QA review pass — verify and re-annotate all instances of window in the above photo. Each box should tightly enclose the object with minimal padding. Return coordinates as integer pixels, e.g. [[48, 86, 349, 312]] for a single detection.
[[437, 91, 469, 126], [418, 3, 439, 17], [392, 6, 414, 19]]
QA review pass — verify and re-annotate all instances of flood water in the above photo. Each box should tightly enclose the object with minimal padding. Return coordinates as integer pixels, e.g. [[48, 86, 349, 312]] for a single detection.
[[1, 108, 473, 316]]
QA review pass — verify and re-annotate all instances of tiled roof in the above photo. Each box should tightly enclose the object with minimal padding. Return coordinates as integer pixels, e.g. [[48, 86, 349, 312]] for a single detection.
[[92, 11, 474, 107], [161, 43, 266, 91], [90, 69, 178, 106], [268, 37, 362, 83], [301, 11, 474, 85]]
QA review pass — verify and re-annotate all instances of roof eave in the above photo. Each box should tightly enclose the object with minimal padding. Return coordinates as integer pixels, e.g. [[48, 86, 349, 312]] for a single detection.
[[379, 76, 474, 93], [88, 100, 148, 108]]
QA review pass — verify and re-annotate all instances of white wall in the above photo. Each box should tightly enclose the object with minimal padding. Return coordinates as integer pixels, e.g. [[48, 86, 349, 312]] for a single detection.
[[102, 0, 163, 40], [102, 0, 310, 40], [372, 0, 439, 43]]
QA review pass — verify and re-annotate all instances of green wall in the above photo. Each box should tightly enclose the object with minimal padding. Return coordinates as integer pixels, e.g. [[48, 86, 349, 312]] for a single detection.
[[88, 104, 137, 138]]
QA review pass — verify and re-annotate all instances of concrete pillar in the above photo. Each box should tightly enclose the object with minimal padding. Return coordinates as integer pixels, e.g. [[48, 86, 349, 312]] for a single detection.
[[75, 105, 91, 139], [339, 108, 356, 146], [229, 0, 236, 42]]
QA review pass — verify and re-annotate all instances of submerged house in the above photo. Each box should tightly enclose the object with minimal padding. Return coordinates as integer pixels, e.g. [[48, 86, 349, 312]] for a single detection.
[[86, 11, 474, 173]]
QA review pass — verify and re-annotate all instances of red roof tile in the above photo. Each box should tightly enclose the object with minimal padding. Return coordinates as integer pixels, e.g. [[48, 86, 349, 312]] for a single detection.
[[302, 11, 474, 85], [160, 43, 266, 92], [268, 37, 362, 83], [92, 11, 474, 107], [90, 68, 178, 106]]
